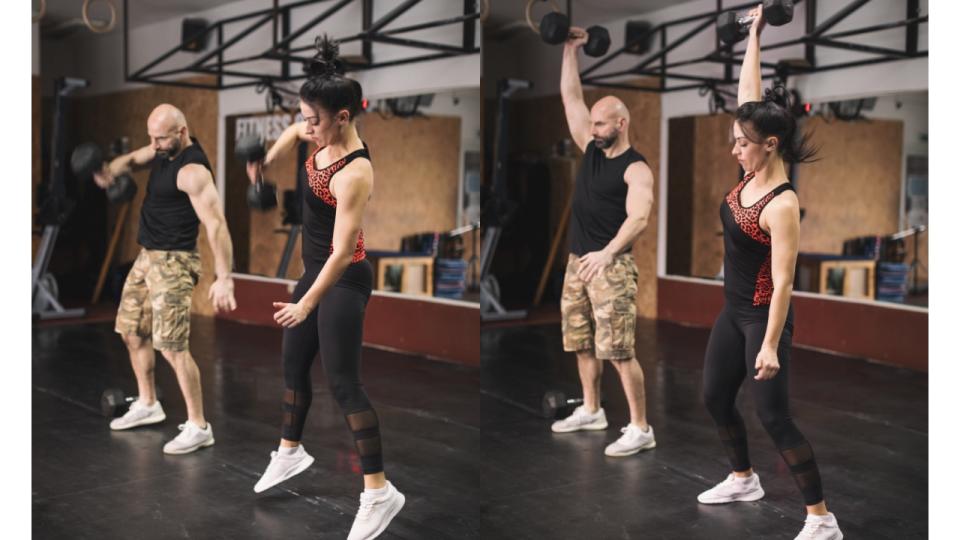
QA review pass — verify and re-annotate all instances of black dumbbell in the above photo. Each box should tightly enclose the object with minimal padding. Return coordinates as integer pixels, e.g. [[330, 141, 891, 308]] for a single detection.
[[105, 174, 137, 203], [542, 389, 606, 419], [717, 0, 794, 45], [539, 12, 611, 57], [100, 387, 163, 418], [70, 142, 138, 204], [235, 134, 278, 211]]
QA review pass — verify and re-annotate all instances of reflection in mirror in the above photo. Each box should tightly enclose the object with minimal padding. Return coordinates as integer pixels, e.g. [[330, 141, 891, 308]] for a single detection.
[[225, 87, 482, 303], [666, 91, 927, 307]]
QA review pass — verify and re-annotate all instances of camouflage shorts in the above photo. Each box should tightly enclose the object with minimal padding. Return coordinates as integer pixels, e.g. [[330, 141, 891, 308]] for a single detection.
[[560, 252, 639, 360], [115, 249, 201, 352]]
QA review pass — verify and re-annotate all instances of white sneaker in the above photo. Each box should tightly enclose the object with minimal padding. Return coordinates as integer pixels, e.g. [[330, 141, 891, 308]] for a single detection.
[[162, 421, 215, 455], [550, 405, 608, 433], [604, 424, 656, 457], [697, 472, 765, 504], [347, 481, 406, 540], [109, 399, 166, 431], [795, 512, 843, 540], [253, 445, 315, 493]]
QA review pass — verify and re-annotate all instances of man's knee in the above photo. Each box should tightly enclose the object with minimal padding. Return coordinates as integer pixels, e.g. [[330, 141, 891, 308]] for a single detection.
[[160, 348, 192, 368], [121, 333, 149, 350]]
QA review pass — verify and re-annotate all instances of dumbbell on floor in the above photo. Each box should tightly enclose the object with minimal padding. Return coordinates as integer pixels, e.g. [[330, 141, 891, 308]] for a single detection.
[[717, 0, 794, 45], [235, 134, 278, 211], [70, 142, 138, 204], [101, 387, 164, 418], [542, 389, 605, 419]]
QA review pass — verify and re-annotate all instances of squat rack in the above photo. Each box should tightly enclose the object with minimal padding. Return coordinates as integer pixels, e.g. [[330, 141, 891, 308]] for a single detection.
[[579, 0, 927, 93], [124, 0, 481, 90]]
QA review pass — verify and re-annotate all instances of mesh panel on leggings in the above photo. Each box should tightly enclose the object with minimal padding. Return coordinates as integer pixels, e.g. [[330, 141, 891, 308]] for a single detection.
[[780, 441, 824, 505], [345, 409, 383, 474], [718, 421, 751, 472], [281, 388, 312, 442]]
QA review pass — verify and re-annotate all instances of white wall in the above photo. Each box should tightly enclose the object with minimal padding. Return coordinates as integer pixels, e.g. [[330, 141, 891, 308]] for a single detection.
[[39, 0, 480, 194]]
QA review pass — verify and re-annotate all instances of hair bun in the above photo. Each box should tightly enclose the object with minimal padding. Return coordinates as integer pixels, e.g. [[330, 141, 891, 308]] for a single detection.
[[304, 34, 344, 79], [763, 84, 790, 109]]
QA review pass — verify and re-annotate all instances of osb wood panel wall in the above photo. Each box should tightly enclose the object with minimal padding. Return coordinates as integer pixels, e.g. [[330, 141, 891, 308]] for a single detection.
[[74, 78, 219, 316], [690, 113, 739, 278], [795, 117, 903, 253], [508, 79, 661, 319], [227, 113, 462, 280]]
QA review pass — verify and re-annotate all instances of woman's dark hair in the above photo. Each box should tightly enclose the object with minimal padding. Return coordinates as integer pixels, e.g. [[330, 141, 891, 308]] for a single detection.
[[735, 85, 818, 163], [300, 35, 364, 120]]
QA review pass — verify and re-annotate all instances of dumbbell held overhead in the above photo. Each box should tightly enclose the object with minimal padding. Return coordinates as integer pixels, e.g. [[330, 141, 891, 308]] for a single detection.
[[525, 1, 610, 57], [717, 0, 794, 45], [235, 134, 278, 211]]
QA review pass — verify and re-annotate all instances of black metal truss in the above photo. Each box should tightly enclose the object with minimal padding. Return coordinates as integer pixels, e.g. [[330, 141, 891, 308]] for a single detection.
[[579, 0, 928, 93], [124, 0, 480, 90]]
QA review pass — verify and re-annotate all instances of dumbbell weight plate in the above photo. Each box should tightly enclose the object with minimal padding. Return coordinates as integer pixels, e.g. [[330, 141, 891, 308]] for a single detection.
[[106, 174, 138, 204], [101, 388, 126, 417], [539, 11, 570, 44], [248, 181, 278, 211], [70, 142, 105, 179], [584, 25, 611, 57]]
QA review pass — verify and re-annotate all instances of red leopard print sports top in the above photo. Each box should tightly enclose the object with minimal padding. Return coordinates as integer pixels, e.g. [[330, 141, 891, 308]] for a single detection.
[[720, 173, 795, 308], [301, 144, 369, 266]]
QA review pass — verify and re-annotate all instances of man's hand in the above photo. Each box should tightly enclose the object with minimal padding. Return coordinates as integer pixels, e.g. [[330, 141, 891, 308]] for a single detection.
[[566, 26, 589, 48], [577, 249, 614, 283], [92, 163, 116, 189], [208, 276, 237, 313]]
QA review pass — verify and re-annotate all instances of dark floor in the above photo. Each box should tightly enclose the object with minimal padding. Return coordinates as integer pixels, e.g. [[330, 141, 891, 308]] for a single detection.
[[480, 319, 928, 540], [32, 318, 483, 540]]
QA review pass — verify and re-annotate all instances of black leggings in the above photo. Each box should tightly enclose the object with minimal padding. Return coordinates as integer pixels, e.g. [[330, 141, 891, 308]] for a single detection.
[[280, 261, 383, 475], [703, 306, 823, 506]]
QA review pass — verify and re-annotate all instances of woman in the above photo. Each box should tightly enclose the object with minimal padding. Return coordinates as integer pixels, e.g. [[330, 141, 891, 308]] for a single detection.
[[248, 36, 403, 540], [696, 6, 843, 540]]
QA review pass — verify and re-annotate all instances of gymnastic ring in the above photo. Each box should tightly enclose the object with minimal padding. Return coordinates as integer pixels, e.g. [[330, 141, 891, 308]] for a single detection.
[[479, 0, 490, 24], [33, 0, 46, 23], [82, 0, 117, 34], [525, 0, 562, 34]]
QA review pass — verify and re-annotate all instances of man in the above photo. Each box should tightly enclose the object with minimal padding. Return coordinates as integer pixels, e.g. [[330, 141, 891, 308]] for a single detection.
[[550, 28, 657, 458], [94, 104, 237, 455]]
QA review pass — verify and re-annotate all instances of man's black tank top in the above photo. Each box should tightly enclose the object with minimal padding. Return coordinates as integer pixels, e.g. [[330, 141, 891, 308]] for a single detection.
[[568, 141, 647, 256], [138, 138, 211, 251], [720, 173, 795, 314]]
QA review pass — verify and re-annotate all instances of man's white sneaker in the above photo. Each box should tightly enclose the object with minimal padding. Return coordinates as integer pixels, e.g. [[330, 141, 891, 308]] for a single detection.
[[604, 424, 656, 457], [795, 512, 843, 540], [162, 421, 215, 455], [550, 405, 608, 433], [697, 472, 765, 504], [253, 445, 315, 493], [347, 481, 405, 540], [109, 399, 166, 431]]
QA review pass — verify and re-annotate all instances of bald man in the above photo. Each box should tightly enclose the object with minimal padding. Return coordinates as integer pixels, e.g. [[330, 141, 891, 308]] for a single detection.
[[93, 104, 236, 454], [550, 28, 657, 457]]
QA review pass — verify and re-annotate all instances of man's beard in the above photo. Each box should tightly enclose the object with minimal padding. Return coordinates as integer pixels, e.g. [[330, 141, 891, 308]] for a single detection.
[[593, 131, 619, 149], [157, 138, 181, 159]]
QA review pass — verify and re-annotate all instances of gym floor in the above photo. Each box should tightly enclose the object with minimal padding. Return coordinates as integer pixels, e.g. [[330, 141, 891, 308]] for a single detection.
[[480, 318, 928, 540], [32, 318, 483, 540]]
